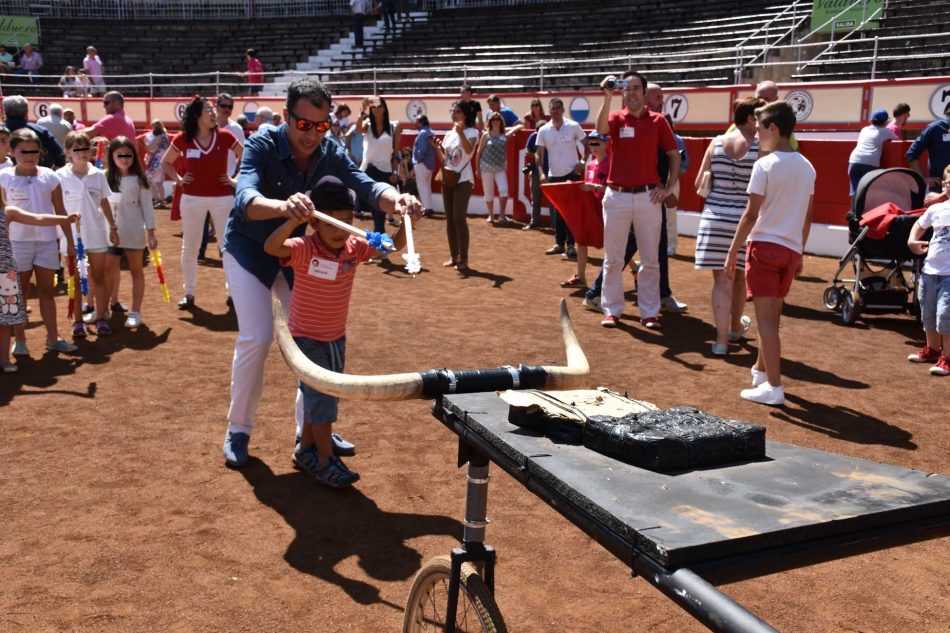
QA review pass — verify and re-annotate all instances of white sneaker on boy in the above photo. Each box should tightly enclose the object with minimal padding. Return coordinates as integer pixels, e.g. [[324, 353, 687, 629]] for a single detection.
[[740, 382, 785, 406]]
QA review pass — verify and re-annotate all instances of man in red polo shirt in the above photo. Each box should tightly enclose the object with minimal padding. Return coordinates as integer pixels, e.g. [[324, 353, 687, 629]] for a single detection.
[[595, 70, 680, 330]]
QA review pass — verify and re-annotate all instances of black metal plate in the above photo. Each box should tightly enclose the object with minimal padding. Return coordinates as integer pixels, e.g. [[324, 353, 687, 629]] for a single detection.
[[437, 393, 950, 569]]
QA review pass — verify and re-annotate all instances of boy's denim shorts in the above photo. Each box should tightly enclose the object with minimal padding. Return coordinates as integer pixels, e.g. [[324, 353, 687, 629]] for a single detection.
[[919, 272, 950, 334], [293, 335, 346, 425]]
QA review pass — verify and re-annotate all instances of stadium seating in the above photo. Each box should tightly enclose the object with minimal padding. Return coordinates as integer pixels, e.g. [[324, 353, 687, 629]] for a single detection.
[[792, 0, 950, 81]]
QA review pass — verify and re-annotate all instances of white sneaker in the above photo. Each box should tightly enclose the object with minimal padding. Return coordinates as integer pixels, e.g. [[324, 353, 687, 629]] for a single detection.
[[661, 295, 688, 313], [729, 315, 753, 341], [750, 367, 767, 387], [582, 296, 602, 312], [741, 382, 785, 406], [83, 310, 109, 324], [124, 311, 142, 329]]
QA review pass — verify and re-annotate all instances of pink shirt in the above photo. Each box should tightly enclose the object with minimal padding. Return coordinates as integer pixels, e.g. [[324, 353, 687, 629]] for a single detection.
[[91, 110, 136, 141], [281, 233, 374, 342], [886, 121, 901, 137], [246, 57, 263, 84]]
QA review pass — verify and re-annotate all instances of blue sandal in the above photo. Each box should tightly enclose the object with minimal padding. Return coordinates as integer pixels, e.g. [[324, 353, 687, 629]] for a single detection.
[[293, 447, 359, 488]]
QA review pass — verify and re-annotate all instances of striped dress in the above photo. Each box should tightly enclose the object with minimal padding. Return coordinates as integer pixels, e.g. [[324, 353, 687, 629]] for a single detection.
[[694, 136, 759, 269]]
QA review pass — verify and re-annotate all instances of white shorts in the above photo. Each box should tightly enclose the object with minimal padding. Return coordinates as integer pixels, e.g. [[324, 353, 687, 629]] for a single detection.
[[12, 239, 61, 272]]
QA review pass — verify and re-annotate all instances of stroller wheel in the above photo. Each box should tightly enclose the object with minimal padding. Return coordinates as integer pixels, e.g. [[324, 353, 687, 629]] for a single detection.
[[841, 289, 860, 325], [823, 286, 841, 311]]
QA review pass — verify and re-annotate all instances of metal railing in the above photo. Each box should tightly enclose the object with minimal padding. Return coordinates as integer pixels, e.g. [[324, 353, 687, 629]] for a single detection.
[[796, 0, 885, 72], [0, 29, 938, 99], [733, 0, 812, 83]]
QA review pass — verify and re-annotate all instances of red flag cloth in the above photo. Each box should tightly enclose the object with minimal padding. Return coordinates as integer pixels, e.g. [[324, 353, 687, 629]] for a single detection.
[[859, 202, 924, 240], [541, 181, 603, 248]]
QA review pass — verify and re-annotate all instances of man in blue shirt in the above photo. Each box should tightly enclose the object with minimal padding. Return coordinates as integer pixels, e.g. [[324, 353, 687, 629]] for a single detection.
[[486, 94, 520, 128], [412, 114, 437, 215], [906, 101, 950, 193], [221, 77, 422, 468]]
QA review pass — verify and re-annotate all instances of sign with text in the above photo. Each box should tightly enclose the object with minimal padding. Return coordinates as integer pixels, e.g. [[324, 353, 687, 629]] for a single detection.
[[0, 16, 38, 47], [810, 0, 883, 33]]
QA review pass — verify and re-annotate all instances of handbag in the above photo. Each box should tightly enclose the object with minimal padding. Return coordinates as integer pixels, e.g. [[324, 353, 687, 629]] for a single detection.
[[441, 167, 461, 188], [696, 170, 712, 198]]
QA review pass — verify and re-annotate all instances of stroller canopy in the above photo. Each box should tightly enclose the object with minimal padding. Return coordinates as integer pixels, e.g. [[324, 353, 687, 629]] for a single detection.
[[852, 168, 926, 221]]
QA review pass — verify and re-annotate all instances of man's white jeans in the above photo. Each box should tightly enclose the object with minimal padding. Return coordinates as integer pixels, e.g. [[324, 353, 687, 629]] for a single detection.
[[180, 194, 233, 296], [415, 162, 434, 210], [600, 188, 663, 319], [224, 252, 303, 436]]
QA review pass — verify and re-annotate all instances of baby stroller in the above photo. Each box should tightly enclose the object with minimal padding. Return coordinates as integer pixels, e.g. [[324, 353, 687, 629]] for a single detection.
[[823, 167, 927, 325]]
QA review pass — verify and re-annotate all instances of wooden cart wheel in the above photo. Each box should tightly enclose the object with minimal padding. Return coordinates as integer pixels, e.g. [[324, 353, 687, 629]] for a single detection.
[[403, 555, 508, 633]]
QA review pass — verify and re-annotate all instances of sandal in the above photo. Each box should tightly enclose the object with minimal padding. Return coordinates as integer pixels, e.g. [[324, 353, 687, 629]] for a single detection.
[[314, 456, 360, 488], [97, 319, 112, 336], [442, 259, 458, 267], [1, 361, 17, 374], [560, 275, 587, 288], [72, 321, 87, 338]]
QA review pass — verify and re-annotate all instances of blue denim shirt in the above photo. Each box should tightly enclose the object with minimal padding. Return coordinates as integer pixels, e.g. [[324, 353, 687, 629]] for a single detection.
[[223, 124, 393, 288], [906, 117, 950, 185], [413, 127, 437, 171]]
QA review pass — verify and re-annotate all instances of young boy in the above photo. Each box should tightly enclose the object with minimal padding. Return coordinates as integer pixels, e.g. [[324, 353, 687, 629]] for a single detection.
[[264, 178, 414, 487], [907, 164, 950, 376], [725, 101, 816, 406]]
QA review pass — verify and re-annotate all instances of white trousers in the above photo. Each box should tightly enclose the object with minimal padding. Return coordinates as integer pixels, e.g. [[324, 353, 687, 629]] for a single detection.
[[179, 193, 233, 296], [481, 169, 509, 200], [666, 180, 680, 252], [224, 252, 303, 436], [601, 188, 663, 319], [415, 163, 434, 210]]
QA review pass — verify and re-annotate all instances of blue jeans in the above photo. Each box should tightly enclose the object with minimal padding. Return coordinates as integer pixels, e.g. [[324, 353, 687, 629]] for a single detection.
[[294, 336, 346, 425], [587, 207, 672, 300], [848, 162, 876, 196], [919, 272, 950, 334], [364, 165, 393, 233]]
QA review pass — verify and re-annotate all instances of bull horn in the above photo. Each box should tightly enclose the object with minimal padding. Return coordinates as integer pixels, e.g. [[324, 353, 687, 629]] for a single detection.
[[274, 296, 589, 401]]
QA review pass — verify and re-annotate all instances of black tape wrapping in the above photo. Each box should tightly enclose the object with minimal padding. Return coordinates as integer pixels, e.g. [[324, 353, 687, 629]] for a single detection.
[[420, 365, 548, 398], [583, 406, 766, 473]]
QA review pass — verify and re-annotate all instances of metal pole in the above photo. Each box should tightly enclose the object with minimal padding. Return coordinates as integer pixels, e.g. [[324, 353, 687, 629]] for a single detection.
[[463, 64, 468, 84], [149, 72, 154, 99], [215, 71, 220, 95], [539, 60, 544, 92], [870, 36, 879, 79], [372, 67, 377, 95]]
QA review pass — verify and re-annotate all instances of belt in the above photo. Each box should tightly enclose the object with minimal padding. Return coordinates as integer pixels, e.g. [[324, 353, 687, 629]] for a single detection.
[[608, 184, 655, 194]]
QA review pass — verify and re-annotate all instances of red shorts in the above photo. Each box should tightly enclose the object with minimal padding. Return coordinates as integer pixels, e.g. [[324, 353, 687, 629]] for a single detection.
[[745, 241, 801, 298]]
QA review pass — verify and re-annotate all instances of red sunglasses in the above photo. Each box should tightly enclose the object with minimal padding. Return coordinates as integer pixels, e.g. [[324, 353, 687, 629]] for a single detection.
[[288, 110, 331, 133]]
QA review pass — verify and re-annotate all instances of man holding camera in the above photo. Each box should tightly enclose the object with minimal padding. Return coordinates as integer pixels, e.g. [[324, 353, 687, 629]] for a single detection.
[[596, 71, 680, 330]]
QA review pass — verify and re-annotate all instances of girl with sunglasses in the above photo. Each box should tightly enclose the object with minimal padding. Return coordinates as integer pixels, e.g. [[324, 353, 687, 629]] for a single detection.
[[105, 136, 157, 330], [161, 96, 242, 309], [57, 131, 117, 336], [0, 188, 80, 372], [0, 128, 77, 356]]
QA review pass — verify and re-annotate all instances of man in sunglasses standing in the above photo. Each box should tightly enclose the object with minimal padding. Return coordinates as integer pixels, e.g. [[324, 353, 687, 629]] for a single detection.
[[221, 77, 422, 468], [88, 91, 136, 142]]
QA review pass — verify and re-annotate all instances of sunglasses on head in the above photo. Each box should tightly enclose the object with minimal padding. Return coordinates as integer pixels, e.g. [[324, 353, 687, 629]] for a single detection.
[[289, 110, 331, 133], [115, 153, 135, 159]]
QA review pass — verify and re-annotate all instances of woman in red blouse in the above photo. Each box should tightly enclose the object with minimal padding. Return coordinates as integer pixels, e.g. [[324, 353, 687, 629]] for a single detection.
[[161, 96, 242, 309]]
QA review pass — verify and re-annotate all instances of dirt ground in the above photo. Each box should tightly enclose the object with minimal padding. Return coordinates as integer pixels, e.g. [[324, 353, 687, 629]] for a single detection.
[[1, 211, 947, 633]]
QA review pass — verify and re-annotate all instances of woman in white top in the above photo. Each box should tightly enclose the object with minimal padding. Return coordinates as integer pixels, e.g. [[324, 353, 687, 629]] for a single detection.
[[433, 101, 478, 272], [360, 96, 400, 232], [58, 66, 83, 98], [0, 128, 77, 354], [57, 130, 117, 336]]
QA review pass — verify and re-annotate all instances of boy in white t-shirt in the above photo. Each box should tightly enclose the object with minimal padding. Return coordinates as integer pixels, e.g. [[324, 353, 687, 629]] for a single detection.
[[907, 164, 950, 376], [725, 101, 816, 405]]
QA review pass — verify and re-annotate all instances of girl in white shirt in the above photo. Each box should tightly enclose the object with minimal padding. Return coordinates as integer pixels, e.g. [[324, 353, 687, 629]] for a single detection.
[[57, 131, 117, 336], [0, 128, 76, 355]]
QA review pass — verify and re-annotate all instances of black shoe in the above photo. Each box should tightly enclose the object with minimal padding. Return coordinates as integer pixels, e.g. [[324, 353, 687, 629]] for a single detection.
[[522, 222, 537, 231], [565, 246, 577, 259], [111, 302, 128, 313], [177, 295, 194, 310]]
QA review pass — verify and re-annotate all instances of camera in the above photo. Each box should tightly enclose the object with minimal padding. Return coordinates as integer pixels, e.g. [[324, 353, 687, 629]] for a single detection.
[[605, 78, 630, 90], [521, 165, 534, 174]]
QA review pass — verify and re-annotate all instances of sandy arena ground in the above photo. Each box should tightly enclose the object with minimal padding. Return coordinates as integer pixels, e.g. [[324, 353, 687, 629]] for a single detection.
[[1, 211, 947, 632]]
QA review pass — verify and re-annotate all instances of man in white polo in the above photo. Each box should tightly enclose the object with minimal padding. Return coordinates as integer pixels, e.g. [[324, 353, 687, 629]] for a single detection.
[[536, 97, 586, 259]]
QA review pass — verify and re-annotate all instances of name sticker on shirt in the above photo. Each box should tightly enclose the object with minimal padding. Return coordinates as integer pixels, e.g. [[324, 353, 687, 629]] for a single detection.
[[65, 189, 82, 201], [620, 127, 636, 139], [942, 133, 950, 142], [186, 149, 202, 159], [307, 257, 339, 281], [8, 187, 28, 201]]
